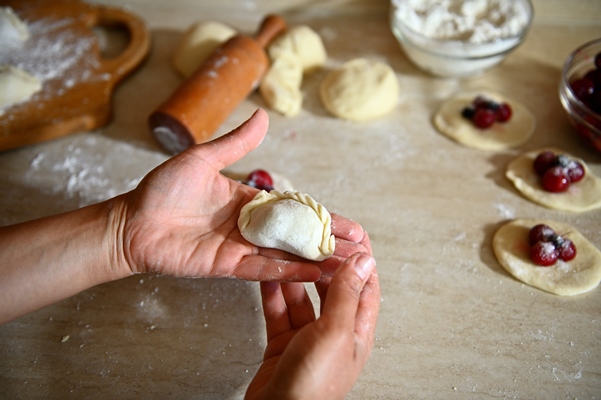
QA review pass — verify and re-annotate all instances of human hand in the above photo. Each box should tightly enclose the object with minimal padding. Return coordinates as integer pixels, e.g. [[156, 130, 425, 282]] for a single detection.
[[246, 235, 380, 400], [115, 109, 367, 281]]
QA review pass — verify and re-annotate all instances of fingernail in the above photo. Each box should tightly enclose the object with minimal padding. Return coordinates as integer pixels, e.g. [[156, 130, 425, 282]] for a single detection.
[[354, 254, 375, 280]]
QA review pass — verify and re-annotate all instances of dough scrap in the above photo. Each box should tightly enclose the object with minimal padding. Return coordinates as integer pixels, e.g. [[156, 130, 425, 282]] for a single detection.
[[171, 20, 236, 78], [320, 58, 399, 122], [493, 218, 601, 296], [433, 90, 535, 150], [238, 190, 335, 261], [506, 148, 601, 213], [268, 25, 327, 74], [0, 65, 41, 111], [259, 52, 303, 116], [0, 7, 29, 47]]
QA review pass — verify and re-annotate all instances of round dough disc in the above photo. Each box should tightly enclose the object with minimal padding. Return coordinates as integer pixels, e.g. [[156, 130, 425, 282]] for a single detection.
[[320, 58, 399, 122], [506, 148, 601, 213], [433, 90, 535, 150], [171, 20, 236, 78], [493, 218, 601, 296]]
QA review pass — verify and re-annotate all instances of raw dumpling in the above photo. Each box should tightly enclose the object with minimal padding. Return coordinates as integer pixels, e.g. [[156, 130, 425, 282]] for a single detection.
[[238, 190, 335, 261]]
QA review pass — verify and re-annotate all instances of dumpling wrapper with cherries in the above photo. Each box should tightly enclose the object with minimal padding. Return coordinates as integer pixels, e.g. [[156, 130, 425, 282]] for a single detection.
[[493, 219, 601, 296], [238, 190, 335, 261]]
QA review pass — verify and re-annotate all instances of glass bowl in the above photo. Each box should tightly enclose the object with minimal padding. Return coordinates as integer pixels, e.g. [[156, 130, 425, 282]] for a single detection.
[[389, 0, 533, 78], [559, 37, 601, 154]]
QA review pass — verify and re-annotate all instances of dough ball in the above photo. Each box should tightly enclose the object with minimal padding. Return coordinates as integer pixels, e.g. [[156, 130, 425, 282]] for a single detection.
[[493, 219, 601, 296], [0, 7, 29, 47], [320, 58, 399, 122], [172, 20, 236, 78], [238, 190, 335, 261], [268, 25, 327, 74], [505, 148, 601, 213], [433, 90, 535, 150], [259, 52, 303, 117], [0, 65, 41, 111]]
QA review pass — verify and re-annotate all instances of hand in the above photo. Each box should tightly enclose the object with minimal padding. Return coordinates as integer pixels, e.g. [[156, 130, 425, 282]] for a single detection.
[[117, 109, 367, 281], [246, 234, 380, 400]]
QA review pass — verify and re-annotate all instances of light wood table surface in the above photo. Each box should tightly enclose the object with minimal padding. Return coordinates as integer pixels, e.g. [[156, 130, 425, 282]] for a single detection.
[[1, 0, 601, 398]]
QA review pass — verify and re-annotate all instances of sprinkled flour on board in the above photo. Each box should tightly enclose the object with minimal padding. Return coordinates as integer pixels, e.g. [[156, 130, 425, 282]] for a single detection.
[[392, 0, 531, 43]]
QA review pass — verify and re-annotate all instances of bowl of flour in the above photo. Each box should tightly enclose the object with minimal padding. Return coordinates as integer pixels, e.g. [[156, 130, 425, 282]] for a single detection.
[[389, 0, 533, 78]]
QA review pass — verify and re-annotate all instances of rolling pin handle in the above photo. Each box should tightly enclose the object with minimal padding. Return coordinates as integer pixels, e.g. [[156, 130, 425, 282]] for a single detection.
[[255, 14, 287, 48]]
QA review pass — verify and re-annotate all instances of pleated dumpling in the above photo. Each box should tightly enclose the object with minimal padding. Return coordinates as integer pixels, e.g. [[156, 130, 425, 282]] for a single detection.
[[238, 190, 335, 261]]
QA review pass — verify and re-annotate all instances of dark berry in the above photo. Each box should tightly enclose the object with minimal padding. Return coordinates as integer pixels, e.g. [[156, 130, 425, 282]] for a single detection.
[[566, 160, 585, 183], [571, 78, 595, 102], [462, 106, 475, 119], [530, 241, 559, 266], [473, 108, 496, 129], [558, 239, 577, 262], [554, 154, 570, 168], [495, 103, 512, 122], [528, 224, 555, 245], [246, 169, 273, 191], [595, 52, 601, 70], [533, 150, 556, 176], [473, 96, 489, 108], [542, 166, 570, 192]]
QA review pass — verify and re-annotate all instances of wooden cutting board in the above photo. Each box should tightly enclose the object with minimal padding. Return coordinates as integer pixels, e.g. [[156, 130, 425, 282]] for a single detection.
[[0, 0, 150, 151]]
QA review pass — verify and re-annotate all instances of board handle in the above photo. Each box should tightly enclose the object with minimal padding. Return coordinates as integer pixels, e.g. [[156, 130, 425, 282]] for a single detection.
[[92, 5, 151, 81]]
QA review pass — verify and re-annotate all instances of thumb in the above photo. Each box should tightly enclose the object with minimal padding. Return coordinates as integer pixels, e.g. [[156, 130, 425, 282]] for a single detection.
[[320, 253, 376, 330], [199, 108, 269, 170]]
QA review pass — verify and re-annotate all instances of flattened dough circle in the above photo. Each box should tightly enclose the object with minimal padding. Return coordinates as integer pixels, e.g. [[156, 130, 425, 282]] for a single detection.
[[493, 218, 601, 296], [433, 90, 535, 150], [506, 148, 601, 213]]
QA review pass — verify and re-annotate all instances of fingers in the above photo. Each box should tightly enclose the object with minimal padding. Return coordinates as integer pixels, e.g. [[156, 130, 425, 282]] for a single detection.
[[196, 108, 269, 170], [355, 265, 380, 346], [320, 253, 377, 332], [281, 282, 316, 329], [330, 213, 364, 243], [234, 255, 321, 282], [260, 282, 290, 341]]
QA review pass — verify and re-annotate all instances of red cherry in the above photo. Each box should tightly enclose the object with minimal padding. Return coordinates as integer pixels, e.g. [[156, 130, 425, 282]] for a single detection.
[[542, 166, 570, 192], [528, 224, 555, 245], [495, 103, 512, 122], [566, 160, 585, 183], [571, 78, 595, 102], [533, 150, 557, 177], [558, 239, 577, 262], [473, 108, 496, 129], [530, 241, 559, 266], [246, 169, 274, 191]]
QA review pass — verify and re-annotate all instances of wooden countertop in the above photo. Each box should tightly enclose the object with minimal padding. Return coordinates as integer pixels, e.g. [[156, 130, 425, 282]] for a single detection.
[[1, 0, 601, 398]]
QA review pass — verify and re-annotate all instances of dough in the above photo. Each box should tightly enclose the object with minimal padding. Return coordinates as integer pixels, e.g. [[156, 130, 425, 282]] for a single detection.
[[0, 7, 29, 47], [238, 190, 335, 261], [259, 52, 303, 116], [493, 219, 601, 296], [433, 90, 535, 150], [506, 148, 601, 213], [171, 20, 236, 78], [320, 58, 399, 122], [268, 25, 327, 74], [0, 65, 41, 111]]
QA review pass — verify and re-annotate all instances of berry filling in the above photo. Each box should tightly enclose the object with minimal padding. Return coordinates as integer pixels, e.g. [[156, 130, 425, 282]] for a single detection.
[[461, 95, 513, 129], [532, 150, 585, 193], [528, 224, 577, 266], [244, 169, 274, 191], [570, 51, 601, 115]]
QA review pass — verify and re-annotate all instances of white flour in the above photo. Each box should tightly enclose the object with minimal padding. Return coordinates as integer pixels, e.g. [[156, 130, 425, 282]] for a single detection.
[[392, 0, 531, 43]]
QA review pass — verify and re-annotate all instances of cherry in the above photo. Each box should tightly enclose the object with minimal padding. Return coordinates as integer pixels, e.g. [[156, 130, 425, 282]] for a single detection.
[[246, 169, 274, 191], [530, 241, 559, 267], [595, 52, 601, 70], [473, 108, 496, 129], [558, 239, 577, 261], [533, 150, 556, 176], [495, 103, 512, 122], [566, 160, 585, 183], [542, 166, 570, 192], [528, 224, 555, 245], [571, 78, 595, 101]]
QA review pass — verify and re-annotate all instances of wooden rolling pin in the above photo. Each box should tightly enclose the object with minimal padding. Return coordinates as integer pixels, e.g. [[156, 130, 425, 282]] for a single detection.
[[148, 14, 286, 154]]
